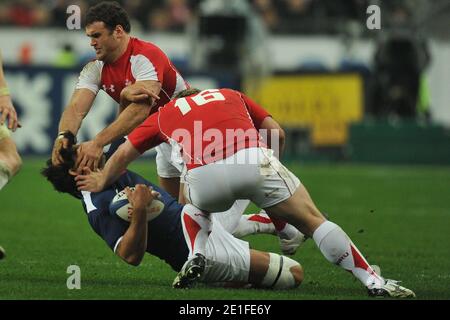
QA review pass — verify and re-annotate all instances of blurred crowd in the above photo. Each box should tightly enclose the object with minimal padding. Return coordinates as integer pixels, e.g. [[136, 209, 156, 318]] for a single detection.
[[0, 0, 417, 34]]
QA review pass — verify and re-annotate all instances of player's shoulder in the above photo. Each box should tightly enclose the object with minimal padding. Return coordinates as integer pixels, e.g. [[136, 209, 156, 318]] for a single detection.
[[218, 88, 244, 100], [79, 59, 104, 75], [159, 99, 178, 112], [131, 37, 165, 56]]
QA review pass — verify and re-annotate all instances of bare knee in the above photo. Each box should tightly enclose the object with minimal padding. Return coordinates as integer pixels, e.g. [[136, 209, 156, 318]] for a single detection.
[[290, 264, 304, 288], [3, 150, 21, 176], [0, 138, 21, 176]]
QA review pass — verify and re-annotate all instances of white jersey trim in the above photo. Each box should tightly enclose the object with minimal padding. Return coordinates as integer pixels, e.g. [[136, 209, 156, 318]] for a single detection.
[[75, 60, 103, 95], [130, 54, 158, 82], [172, 72, 188, 98], [81, 190, 97, 213], [113, 236, 124, 253]]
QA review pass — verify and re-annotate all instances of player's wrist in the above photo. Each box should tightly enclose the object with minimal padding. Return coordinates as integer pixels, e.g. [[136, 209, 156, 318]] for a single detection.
[[0, 87, 10, 97], [56, 130, 77, 144]]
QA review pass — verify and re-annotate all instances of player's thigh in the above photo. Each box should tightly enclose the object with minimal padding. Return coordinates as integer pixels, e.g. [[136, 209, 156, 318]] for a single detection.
[[250, 149, 300, 208], [201, 221, 251, 284], [155, 144, 182, 198], [266, 184, 325, 237], [249, 152, 325, 236], [183, 165, 240, 212], [185, 162, 262, 212]]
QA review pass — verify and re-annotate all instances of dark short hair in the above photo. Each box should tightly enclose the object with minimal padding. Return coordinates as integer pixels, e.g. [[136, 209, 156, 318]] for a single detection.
[[85, 1, 131, 33], [41, 132, 81, 199], [174, 88, 201, 99]]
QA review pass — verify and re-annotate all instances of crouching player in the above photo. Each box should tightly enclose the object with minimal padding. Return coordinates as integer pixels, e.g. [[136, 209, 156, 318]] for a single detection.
[[42, 135, 303, 289]]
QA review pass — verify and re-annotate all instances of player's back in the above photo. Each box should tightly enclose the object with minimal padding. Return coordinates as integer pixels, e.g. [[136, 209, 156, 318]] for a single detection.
[[158, 88, 262, 168]]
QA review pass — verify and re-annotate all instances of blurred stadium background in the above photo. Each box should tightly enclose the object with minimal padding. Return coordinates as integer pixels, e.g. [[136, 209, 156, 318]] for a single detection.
[[0, 0, 449, 299]]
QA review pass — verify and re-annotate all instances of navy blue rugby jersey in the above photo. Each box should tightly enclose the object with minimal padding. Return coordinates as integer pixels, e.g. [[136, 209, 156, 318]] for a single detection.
[[80, 139, 189, 271]]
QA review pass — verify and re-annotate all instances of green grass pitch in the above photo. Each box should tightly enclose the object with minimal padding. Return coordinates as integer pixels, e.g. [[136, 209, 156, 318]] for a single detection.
[[0, 158, 449, 300]]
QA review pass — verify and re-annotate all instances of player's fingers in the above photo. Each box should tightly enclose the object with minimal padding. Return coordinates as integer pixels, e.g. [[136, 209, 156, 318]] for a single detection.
[[151, 190, 160, 197], [75, 149, 85, 168], [135, 94, 150, 102], [141, 88, 159, 100], [62, 138, 70, 148], [83, 167, 92, 175], [75, 178, 86, 189], [92, 159, 99, 171], [124, 187, 133, 200], [85, 158, 94, 171], [8, 115, 18, 131], [56, 153, 65, 164], [0, 109, 7, 125]]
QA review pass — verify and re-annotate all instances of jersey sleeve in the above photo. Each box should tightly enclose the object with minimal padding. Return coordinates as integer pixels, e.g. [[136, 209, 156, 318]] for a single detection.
[[239, 92, 271, 129], [75, 60, 103, 95], [130, 43, 169, 83], [82, 191, 129, 252], [89, 210, 128, 252], [130, 54, 159, 82], [128, 112, 165, 153]]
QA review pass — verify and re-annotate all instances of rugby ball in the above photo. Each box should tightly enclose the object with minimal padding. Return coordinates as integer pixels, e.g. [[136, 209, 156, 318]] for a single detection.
[[109, 187, 165, 222]]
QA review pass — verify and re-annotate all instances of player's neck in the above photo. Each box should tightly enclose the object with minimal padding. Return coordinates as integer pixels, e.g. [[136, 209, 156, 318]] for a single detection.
[[108, 35, 130, 64]]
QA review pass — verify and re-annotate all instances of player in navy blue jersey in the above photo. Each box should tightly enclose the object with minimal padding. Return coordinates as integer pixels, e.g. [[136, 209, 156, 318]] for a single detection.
[[42, 132, 303, 289]]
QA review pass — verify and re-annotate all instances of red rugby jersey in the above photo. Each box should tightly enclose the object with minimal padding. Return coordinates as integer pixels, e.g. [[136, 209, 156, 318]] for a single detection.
[[128, 89, 271, 169], [76, 37, 189, 108]]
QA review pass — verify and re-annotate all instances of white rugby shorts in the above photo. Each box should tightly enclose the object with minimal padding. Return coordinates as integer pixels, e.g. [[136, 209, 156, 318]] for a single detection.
[[155, 143, 183, 178], [200, 214, 251, 284], [183, 147, 301, 213]]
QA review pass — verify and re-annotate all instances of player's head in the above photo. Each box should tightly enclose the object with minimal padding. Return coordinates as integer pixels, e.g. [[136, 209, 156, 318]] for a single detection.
[[174, 88, 201, 99], [85, 1, 130, 62], [41, 132, 81, 199]]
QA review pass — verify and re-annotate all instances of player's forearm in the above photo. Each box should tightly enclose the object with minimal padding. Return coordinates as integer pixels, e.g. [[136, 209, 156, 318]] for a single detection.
[[58, 106, 85, 135], [94, 103, 150, 147], [102, 141, 141, 188], [57, 89, 95, 137], [259, 117, 286, 159], [117, 211, 148, 266]]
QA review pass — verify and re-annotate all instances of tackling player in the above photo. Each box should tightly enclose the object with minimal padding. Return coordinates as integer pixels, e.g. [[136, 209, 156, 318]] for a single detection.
[[76, 88, 416, 298], [51, 1, 188, 197], [42, 135, 303, 290]]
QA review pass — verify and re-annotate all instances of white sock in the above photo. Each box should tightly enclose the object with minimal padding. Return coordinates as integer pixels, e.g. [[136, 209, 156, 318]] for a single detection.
[[313, 220, 384, 288], [181, 204, 212, 258], [232, 211, 276, 238], [0, 161, 11, 190], [214, 200, 250, 234], [276, 222, 300, 240]]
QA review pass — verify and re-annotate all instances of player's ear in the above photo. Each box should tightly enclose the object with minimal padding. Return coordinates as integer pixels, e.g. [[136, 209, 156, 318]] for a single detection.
[[68, 169, 77, 176], [114, 25, 124, 38]]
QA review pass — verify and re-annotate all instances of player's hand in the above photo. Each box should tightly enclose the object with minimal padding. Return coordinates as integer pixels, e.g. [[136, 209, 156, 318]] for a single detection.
[[120, 85, 160, 105], [51, 136, 70, 165], [0, 95, 21, 132], [74, 167, 105, 192], [76, 140, 103, 172], [124, 184, 156, 213]]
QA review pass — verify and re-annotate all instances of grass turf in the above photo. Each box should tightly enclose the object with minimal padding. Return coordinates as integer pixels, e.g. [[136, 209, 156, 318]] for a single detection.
[[0, 158, 449, 300]]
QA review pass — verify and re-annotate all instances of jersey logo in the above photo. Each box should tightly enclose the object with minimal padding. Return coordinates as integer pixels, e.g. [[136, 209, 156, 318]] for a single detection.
[[102, 84, 115, 93]]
